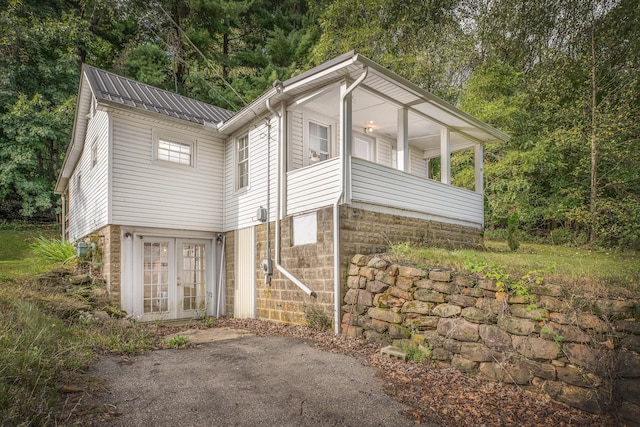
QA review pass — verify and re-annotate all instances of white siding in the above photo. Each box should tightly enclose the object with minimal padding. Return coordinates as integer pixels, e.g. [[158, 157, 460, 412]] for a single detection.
[[410, 146, 427, 178], [224, 118, 278, 230], [376, 136, 393, 168], [67, 110, 109, 240], [351, 157, 483, 227], [234, 226, 255, 318], [288, 110, 304, 170], [110, 111, 224, 231], [286, 157, 341, 215]]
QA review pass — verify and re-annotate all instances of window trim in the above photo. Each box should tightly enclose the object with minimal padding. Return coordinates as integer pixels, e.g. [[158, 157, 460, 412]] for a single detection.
[[235, 133, 250, 192], [302, 112, 335, 167], [352, 132, 376, 162], [152, 130, 196, 168]]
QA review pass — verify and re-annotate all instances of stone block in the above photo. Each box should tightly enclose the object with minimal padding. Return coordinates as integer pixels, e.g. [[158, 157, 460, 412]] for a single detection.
[[429, 269, 451, 282], [451, 354, 478, 373], [520, 359, 556, 380], [359, 267, 376, 281], [595, 300, 635, 319], [367, 256, 389, 269], [461, 286, 485, 297], [556, 366, 601, 388], [542, 381, 603, 414], [479, 362, 504, 382], [395, 276, 414, 291], [618, 378, 640, 405], [351, 254, 370, 266], [432, 303, 462, 318], [617, 350, 640, 378], [399, 266, 427, 277], [620, 401, 640, 427], [347, 263, 360, 276], [388, 287, 413, 301], [414, 289, 446, 303], [577, 313, 609, 333], [479, 325, 513, 352], [342, 324, 363, 337], [414, 279, 433, 289], [497, 316, 537, 336], [401, 300, 434, 315], [564, 343, 610, 375], [478, 278, 498, 291], [454, 275, 475, 288], [431, 347, 452, 361], [404, 316, 439, 330], [368, 307, 403, 324], [443, 338, 461, 353], [541, 322, 591, 344], [364, 330, 391, 345], [375, 270, 396, 286], [460, 342, 495, 362], [375, 293, 404, 308], [461, 307, 495, 324], [512, 336, 561, 360], [344, 288, 374, 306], [475, 297, 505, 315], [549, 312, 575, 325], [342, 313, 365, 326], [537, 296, 565, 312], [446, 294, 477, 307], [510, 304, 549, 321], [615, 320, 640, 335], [347, 275, 366, 289], [388, 324, 410, 339], [366, 280, 389, 294], [621, 335, 640, 353], [529, 283, 564, 297], [370, 318, 390, 333], [386, 264, 400, 276], [431, 281, 457, 295], [437, 318, 479, 342]]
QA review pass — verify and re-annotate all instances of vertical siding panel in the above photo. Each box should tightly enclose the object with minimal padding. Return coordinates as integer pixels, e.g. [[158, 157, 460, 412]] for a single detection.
[[289, 110, 304, 170], [234, 227, 255, 318], [410, 146, 427, 178]]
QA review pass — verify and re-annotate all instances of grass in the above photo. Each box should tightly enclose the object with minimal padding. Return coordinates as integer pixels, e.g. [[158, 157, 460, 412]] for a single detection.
[[0, 223, 155, 425], [390, 239, 640, 298]]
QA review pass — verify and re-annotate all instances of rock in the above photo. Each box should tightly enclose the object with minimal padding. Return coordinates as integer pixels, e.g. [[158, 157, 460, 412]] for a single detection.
[[388, 287, 413, 301], [478, 278, 498, 291], [461, 307, 495, 324], [367, 256, 389, 269], [461, 287, 485, 298], [460, 342, 495, 362], [69, 274, 92, 285], [529, 283, 564, 297], [556, 365, 601, 388], [564, 343, 610, 375], [451, 354, 478, 373], [432, 303, 461, 318], [549, 312, 575, 325], [348, 264, 360, 276], [342, 304, 368, 315], [537, 296, 565, 312], [368, 307, 403, 324], [541, 322, 591, 343], [446, 294, 477, 307], [366, 280, 389, 294], [479, 324, 513, 352], [617, 350, 640, 378], [347, 275, 366, 289], [431, 281, 457, 295], [375, 270, 396, 286], [542, 381, 603, 414], [443, 338, 461, 353], [520, 359, 556, 380], [386, 264, 400, 276], [359, 267, 376, 281], [388, 324, 410, 339], [615, 320, 640, 335], [505, 361, 534, 385], [595, 300, 636, 319], [364, 330, 390, 345], [342, 313, 365, 326], [454, 275, 475, 288], [512, 336, 561, 360], [404, 316, 439, 330], [414, 289, 446, 303], [497, 316, 537, 336], [401, 300, 434, 315], [437, 318, 479, 342], [398, 266, 427, 277], [369, 318, 390, 333], [394, 276, 414, 291], [510, 304, 549, 321], [618, 378, 640, 404], [93, 310, 111, 321], [619, 401, 640, 427], [429, 269, 451, 282], [475, 298, 505, 315], [414, 279, 433, 289], [351, 254, 370, 266], [342, 324, 363, 337], [344, 288, 374, 306], [431, 347, 452, 361], [621, 335, 640, 353], [577, 313, 609, 333]]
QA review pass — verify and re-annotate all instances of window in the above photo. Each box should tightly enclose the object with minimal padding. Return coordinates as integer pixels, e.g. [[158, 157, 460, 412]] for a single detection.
[[236, 134, 249, 190], [353, 134, 375, 162], [91, 139, 98, 168], [308, 121, 330, 163], [157, 138, 192, 166], [292, 212, 317, 246]]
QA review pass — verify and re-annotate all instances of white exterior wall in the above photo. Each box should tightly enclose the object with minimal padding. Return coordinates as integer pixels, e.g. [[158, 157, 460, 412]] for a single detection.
[[351, 157, 484, 228], [288, 110, 304, 170], [224, 117, 278, 231], [376, 136, 393, 168], [67, 110, 109, 240], [410, 146, 428, 178], [286, 157, 341, 215], [110, 111, 225, 231]]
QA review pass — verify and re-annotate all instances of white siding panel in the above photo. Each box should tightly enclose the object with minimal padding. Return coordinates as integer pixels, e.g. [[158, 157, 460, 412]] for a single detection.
[[351, 158, 483, 226], [67, 110, 109, 240], [410, 146, 427, 178], [376, 136, 392, 168], [288, 110, 304, 170], [224, 118, 278, 231], [234, 226, 255, 318], [111, 112, 224, 231], [286, 157, 341, 215]]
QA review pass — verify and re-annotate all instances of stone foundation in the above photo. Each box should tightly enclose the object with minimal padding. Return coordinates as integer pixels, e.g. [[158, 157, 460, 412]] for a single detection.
[[343, 254, 640, 424]]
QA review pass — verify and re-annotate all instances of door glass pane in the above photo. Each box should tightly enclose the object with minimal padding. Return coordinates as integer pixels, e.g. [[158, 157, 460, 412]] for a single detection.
[[182, 244, 206, 311], [143, 242, 169, 313]]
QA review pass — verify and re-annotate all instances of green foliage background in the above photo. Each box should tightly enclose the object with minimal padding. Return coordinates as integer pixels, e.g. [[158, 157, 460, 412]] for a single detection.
[[0, 0, 638, 248]]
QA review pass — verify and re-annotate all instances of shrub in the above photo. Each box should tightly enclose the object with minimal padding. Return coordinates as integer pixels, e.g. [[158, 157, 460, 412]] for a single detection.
[[507, 212, 520, 251], [31, 236, 75, 265], [304, 304, 332, 331]]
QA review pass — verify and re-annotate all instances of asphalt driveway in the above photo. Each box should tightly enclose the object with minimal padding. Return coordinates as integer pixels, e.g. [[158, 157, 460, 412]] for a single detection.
[[89, 332, 417, 426]]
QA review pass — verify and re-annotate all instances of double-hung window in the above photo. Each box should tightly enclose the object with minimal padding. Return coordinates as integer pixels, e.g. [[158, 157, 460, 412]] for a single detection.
[[237, 134, 249, 190], [308, 121, 330, 163]]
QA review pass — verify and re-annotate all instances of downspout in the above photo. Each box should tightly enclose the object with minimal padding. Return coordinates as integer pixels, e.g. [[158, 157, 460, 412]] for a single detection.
[[266, 87, 316, 298], [61, 193, 66, 242], [216, 234, 225, 318], [333, 66, 368, 335]]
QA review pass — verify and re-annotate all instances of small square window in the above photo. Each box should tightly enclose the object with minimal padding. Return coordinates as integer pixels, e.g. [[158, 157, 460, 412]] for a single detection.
[[237, 134, 249, 190], [157, 139, 192, 166]]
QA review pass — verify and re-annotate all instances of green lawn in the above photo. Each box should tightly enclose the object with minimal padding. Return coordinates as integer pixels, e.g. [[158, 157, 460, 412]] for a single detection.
[[0, 224, 60, 280], [390, 240, 640, 298]]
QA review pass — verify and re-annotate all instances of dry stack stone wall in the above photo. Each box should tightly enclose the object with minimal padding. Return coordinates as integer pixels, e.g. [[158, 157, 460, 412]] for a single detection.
[[343, 254, 640, 425]]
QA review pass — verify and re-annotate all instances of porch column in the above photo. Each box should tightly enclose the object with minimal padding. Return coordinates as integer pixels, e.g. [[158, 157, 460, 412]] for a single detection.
[[440, 127, 451, 184], [340, 81, 353, 203], [474, 144, 484, 194], [397, 108, 409, 172]]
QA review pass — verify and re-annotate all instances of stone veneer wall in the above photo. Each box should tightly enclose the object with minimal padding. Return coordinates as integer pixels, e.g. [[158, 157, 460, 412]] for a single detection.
[[343, 254, 640, 424], [91, 224, 121, 305]]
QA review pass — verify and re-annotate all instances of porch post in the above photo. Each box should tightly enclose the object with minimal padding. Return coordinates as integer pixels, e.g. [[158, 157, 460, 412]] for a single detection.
[[440, 127, 451, 184], [340, 81, 353, 203], [397, 108, 409, 172], [474, 143, 484, 194]]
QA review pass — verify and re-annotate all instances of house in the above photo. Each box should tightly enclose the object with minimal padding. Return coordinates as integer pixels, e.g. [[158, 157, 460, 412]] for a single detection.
[[55, 51, 509, 332]]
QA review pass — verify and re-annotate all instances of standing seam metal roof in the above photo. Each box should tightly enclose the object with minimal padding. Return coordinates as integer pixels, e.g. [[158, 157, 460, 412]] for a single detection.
[[83, 64, 235, 125]]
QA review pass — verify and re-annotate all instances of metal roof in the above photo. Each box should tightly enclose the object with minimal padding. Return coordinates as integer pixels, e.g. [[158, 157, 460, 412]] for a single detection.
[[83, 65, 234, 125]]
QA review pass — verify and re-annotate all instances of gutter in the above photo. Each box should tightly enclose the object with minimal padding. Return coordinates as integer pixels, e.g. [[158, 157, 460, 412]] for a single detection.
[[333, 65, 369, 335], [266, 86, 316, 298]]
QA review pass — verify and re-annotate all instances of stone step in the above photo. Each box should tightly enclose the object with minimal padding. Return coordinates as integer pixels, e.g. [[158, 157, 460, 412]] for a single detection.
[[380, 345, 407, 361]]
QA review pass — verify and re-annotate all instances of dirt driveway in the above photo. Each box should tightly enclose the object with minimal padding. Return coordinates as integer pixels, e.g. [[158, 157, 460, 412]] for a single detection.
[[87, 330, 419, 427]]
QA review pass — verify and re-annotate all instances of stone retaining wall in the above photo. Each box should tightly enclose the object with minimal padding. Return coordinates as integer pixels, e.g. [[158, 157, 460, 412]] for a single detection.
[[342, 254, 640, 425]]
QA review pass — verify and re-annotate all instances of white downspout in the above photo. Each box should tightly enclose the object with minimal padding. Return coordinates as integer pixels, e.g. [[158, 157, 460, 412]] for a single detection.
[[333, 66, 369, 335], [266, 90, 317, 298], [61, 193, 66, 242]]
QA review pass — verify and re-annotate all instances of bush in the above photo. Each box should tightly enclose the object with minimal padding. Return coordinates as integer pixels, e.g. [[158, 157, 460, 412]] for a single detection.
[[507, 213, 520, 251], [31, 236, 75, 265]]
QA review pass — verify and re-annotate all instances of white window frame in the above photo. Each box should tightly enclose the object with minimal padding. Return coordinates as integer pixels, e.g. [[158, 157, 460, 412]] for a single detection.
[[303, 113, 335, 166], [235, 133, 250, 192], [352, 132, 376, 162], [152, 130, 196, 168]]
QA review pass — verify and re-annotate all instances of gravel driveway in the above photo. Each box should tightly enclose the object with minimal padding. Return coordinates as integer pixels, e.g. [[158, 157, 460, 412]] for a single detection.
[[88, 333, 418, 426]]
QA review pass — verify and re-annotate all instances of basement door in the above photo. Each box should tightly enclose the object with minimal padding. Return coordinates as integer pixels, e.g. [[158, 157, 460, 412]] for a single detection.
[[234, 227, 255, 318], [139, 237, 210, 321]]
